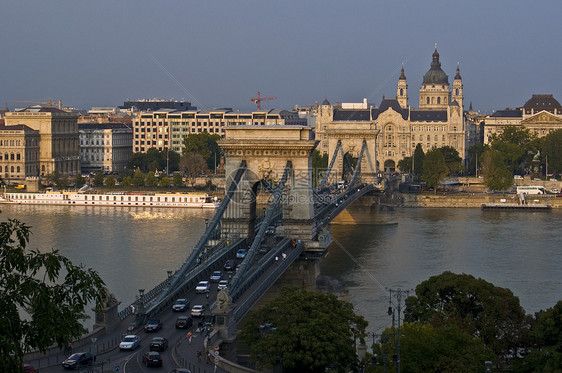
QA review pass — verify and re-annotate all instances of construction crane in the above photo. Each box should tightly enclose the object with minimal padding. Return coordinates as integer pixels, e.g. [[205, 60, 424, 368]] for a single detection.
[[7, 98, 62, 110], [250, 91, 276, 111]]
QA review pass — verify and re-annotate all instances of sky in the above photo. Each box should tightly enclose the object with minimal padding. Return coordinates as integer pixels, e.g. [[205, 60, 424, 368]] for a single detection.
[[1, 0, 561, 114]]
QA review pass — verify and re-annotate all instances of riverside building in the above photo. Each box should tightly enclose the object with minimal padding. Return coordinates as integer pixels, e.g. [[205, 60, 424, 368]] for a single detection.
[[483, 94, 562, 144], [312, 47, 474, 172], [78, 122, 133, 173], [4, 106, 80, 177]]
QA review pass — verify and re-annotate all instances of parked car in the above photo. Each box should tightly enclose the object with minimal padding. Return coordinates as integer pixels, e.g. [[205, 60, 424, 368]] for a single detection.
[[172, 298, 190, 312], [224, 259, 235, 271], [142, 351, 163, 367], [149, 337, 168, 351], [191, 304, 205, 317], [144, 318, 163, 332], [218, 280, 229, 290], [209, 270, 222, 282], [62, 352, 95, 369], [195, 281, 210, 293], [175, 315, 194, 329], [265, 226, 276, 235], [23, 364, 37, 373], [119, 335, 140, 350], [236, 249, 247, 259]]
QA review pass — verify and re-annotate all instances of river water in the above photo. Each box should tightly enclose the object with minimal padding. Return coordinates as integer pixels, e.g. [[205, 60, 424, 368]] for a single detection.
[[1, 204, 560, 333]]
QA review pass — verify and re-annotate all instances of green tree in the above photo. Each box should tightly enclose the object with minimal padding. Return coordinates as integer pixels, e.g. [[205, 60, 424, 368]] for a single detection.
[[74, 174, 86, 188], [0, 217, 106, 370], [240, 287, 367, 373], [514, 300, 562, 373], [121, 176, 132, 187], [56, 174, 70, 190], [375, 323, 493, 373], [397, 156, 412, 173], [159, 176, 171, 187], [93, 172, 104, 187], [468, 143, 489, 176], [172, 172, 184, 188], [145, 172, 158, 187], [482, 149, 513, 191], [311, 150, 329, 186], [179, 152, 208, 187], [489, 126, 538, 173], [182, 132, 221, 169], [131, 169, 145, 187], [438, 146, 465, 175], [421, 147, 448, 194], [405, 271, 531, 369], [542, 129, 562, 176], [413, 143, 425, 176], [104, 175, 116, 188]]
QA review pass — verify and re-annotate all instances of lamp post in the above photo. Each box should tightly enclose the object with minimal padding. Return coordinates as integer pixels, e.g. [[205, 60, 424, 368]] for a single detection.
[[386, 288, 411, 373], [367, 332, 387, 373]]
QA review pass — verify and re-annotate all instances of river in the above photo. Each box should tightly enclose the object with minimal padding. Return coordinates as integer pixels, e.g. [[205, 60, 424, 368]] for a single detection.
[[1, 204, 560, 333]]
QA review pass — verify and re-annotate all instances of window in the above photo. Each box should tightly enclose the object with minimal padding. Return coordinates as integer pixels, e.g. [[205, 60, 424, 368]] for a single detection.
[[455, 88, 459, 95], [400, 88, 404, 96], [437, 97, 441, 104], [427, 97, 430, 105]]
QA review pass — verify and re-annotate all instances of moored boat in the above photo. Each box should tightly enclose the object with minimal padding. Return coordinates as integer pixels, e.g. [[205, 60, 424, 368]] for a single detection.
[[0, 191, 219, 208]]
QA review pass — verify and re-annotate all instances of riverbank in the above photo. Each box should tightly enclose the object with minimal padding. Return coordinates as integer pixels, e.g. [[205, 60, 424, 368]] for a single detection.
[[400, 192, 562, 208]]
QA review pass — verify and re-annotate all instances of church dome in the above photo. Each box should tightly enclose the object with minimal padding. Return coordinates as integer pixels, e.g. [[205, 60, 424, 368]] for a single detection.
[[422, 48, 449, 85]]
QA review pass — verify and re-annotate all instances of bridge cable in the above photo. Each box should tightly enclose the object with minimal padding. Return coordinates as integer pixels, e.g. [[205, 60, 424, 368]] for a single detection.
[[163, 160, 247, 297], [230, 161, 292, 291], [317, 140, 341, 189], [348, 140, 367, 187]]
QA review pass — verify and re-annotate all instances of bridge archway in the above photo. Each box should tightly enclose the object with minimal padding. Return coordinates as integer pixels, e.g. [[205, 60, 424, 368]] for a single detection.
[[219, 126, 318, 242], [325, 121, 380, 184], [384, 159, 396, 172]]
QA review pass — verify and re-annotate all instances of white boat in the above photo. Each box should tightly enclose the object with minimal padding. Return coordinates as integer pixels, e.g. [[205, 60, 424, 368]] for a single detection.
[[0, 191, 219, 208]]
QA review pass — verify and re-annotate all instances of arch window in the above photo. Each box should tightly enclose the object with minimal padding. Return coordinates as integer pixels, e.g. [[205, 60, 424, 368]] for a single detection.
[[437, 97, 441, 104], [455, 88, 459, 95], [16, 166, 20, 173], [427, 97, 430, 105], [11, 166, 14, 172], [400, 88, 404, 96]]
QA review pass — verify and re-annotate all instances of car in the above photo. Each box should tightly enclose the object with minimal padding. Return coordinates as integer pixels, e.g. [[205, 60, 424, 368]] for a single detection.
[[265, 226, 276, 235], [126, 322, 136, 333], [195, 281, 210, 293], [149, 336, 168, 351], [62, 352, 95, 369], [514, 175, 523, 180], [23, 364, 37, 373], [191, 304, 205, 317], [142, 351, 163, 367], [171, 369, 192, 373], [175, 315, 193, 329], [173, 298, 190, 312], [236, 249, 247, 259], [217, 279, 229, 290], [258, 245, 269, 254], [209, 270, 222, 282], [224, 259, 235, 271], [119, 335, 140, 350], [145, 318, 163, 332]]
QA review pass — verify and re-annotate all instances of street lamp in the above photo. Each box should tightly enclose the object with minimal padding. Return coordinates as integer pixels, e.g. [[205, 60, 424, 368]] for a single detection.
[[386, 288, 412, 373], [367, 332, 387, 373], [205, 218, 209, 230]]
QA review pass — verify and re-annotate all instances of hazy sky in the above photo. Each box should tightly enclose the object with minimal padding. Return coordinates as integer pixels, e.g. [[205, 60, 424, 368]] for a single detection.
[[2, 1, 560, 113]]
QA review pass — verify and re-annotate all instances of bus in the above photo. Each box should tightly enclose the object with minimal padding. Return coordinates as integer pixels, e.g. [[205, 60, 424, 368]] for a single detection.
[[516, 186, 546, 195]]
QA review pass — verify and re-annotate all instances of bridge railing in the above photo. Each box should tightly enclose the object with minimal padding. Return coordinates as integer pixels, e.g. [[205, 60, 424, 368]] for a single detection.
[[231, 240, 303, 323]]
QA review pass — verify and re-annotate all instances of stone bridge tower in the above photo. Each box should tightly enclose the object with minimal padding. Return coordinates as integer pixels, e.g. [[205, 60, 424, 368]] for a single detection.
[[219, 126, 318, 244], [325, 121, 380, 184]]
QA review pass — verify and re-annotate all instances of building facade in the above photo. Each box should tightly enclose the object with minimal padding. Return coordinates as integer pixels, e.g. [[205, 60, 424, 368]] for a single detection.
[[4, 106, 80, 176], [133, 108, 303, 153], [78, 123, 133, 173], [314, 48, 468, 171], [0, 124, 40, 183], [483, 94, 562, 144]]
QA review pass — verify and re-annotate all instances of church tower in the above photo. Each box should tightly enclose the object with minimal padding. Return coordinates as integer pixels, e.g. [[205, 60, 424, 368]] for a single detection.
[[419, 46, 450, 110], [452, 62, 464, 109], [396, 64, 408, 109]]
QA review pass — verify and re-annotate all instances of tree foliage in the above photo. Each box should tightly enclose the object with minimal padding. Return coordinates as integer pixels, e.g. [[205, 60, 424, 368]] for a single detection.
[[438, 146, 465, 175], [74, 174, 86, 188], [489, 126, 538, 173], [93, 172, 104, 187], [104, 175, 116, 188], [311, 150, 328, 186], [397, 156, 412, 173], [421, 147, 448, 193], [240, 287, 367, 372], [172, 173, 184, 188], [413, 144, 425, 176], [179, 152, 208, 187], [468, 143, 489, 176], [127, 148, 179, 173], [145, 172, 158, 187], [182, 132, 221, 169], [131, 169, 145, 187], [0, 217, 106, 371], [405, 271, 531, 369], [374, 323, 493, 373], [482, 149, 513, 191], [542, 129, 562, 176]]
